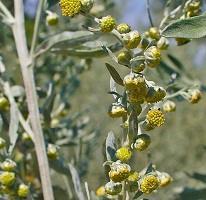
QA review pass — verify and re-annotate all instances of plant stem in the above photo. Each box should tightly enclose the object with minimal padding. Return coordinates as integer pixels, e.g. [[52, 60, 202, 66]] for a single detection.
[[30, 0, 45, 57], [12, 1, 54, 200], [146, 0, 154, 27]]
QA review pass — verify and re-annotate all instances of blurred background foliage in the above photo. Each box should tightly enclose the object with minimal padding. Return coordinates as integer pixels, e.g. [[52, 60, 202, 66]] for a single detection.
[[0, 0, 206, 199]]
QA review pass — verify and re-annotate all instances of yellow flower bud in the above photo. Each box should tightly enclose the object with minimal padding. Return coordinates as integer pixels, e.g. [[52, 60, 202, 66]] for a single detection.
[[132, 134, 151, 151], [0, 172, 15, 186], [127, 171, 139, 192], [108, 104, 127, 118], [188, 89, 202, 104], [116, 23, 131, 34], [148, 27, 160, 40], [146, 109, 165, 127], [1, 159, 16, 172], [142, 121, 155, 131], [60, 0, 82, 17], [123, 74, 147, 91], [117, 51, 131, 66], [100, 16, 116, 33], [145, 86, 166, 103], [123, 31, 141, 49], [140, 174, 160, 194], [109, 161, 131, 182], [96, 186, 106, 197], [0, 96, 9, 111], [144, 46, 161, 68], [47, 144, 58, 160], [115, 147, 132, 162], [159, 172, 173, 188], [17, 184, 29, 198], [46, 12, 59, 26], [157, 37, 169, 50], [163, 100, 176, 112], [105, 181, 122, 195], [22, 132, 32, 142]]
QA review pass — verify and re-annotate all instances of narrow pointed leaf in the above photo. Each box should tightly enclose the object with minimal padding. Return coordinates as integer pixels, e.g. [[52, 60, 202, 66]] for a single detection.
[[106, 63, 124, 86]]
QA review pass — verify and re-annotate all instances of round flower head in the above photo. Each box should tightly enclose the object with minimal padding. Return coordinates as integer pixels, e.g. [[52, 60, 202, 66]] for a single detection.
[[116, 23, 131, 34], [123, 74, 147, 90], [142, 121, 155, 131], [140, 174, 160, 194], [96, 186, 106, 197], [163, 100, 176, 112], [133, 134, 151, 151], [115, 147, 132, 162], [105, 181, 122, 195], [100, 16, 116, 32], [157, 37, 169, 50], [0, 137, 6, 149], [60, 0, 82, 17], [145, 86, 166, 103], [108, 104, 127, 118], [127, 171, 139, 192], [0, 96, 9, 111], [127, 90, 145, 104], [146, 108, 165, 127], [144, 46, 161, 68], [188, 89, 202, 104], [117, 51, 131, 66], [1, 159, 16, 172], [47, 144, 59, 160], [109, 161, 131, 182], [17, 184, 29, 198], [0, 172, 15, 186], [158, 172, 173, 188], [148, 27, 160, 40], [123, 31, 141, 49]]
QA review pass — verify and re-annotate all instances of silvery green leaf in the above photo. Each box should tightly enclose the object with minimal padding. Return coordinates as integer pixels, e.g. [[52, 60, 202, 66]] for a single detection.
[[186, 172, 206, 183], [38, 31, 99, 53], [51, 42, 122, 58], [10, 85, 25, 97], [106, 63, 124, 86], [162, 14, 206, 39], [69, 163, 85, 200], [105, 131, 116, 161]]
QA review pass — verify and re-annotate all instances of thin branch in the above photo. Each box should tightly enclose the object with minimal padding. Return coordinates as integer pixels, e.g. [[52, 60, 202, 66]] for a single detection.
[[30, 0, 45, 57], [12, 1, 54, 200], [0, 1, 14, 20], [146, 0, 154, 27]]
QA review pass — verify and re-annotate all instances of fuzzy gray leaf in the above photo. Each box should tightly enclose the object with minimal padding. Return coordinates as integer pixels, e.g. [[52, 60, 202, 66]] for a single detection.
[[105, 131, 116, 161], [162, 14, 206, 39]]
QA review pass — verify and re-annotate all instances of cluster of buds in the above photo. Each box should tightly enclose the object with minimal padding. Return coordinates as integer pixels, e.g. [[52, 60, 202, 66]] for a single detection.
[[0, 158, 29, 198]]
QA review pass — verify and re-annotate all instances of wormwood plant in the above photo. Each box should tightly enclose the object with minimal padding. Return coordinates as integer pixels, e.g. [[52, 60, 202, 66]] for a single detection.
[[0, 0, 206, 200]]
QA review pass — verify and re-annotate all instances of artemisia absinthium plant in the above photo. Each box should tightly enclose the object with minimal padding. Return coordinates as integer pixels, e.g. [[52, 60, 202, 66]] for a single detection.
[[58, 0, 203, 199]]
